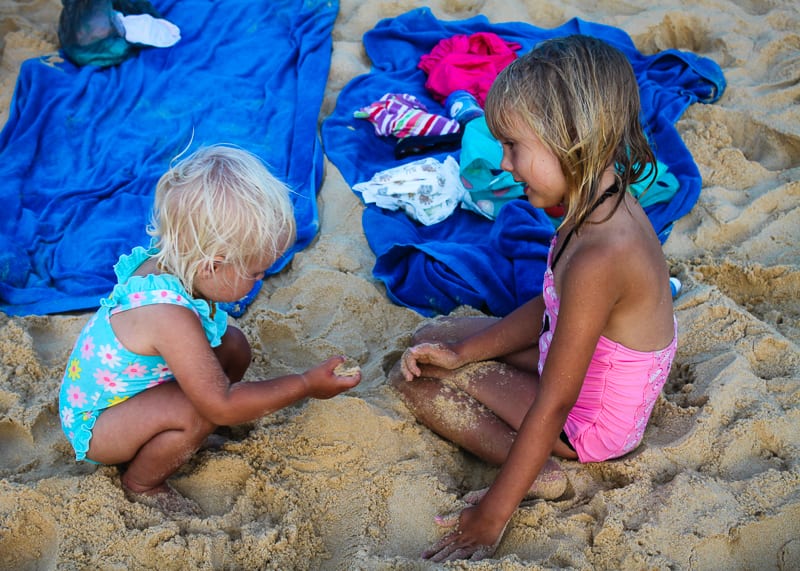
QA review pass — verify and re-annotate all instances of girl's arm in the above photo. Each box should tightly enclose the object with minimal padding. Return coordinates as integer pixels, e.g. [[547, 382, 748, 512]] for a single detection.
[[145, 304, 359, 426], [401, 295, 546, 380], [428, 247, 618, 558], [455, 294, 545, 362], [479, 253, 617, 521]]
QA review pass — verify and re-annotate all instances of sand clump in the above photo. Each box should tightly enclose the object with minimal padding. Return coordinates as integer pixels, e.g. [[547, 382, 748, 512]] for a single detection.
[[334, 362, 362, 378], [1, 0, 799, 569]]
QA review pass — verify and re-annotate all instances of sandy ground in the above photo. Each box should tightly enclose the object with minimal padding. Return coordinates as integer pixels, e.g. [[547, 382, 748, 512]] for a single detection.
[[1, 0, 798, 569]]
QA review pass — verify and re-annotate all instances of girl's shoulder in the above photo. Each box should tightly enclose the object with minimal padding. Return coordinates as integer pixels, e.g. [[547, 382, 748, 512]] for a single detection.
[[570, 199, 667, 295], [102, 247, 195, 312], [588, 194, 653, 248], [565, 200, 654, 280], [100, 247, 228, 347]]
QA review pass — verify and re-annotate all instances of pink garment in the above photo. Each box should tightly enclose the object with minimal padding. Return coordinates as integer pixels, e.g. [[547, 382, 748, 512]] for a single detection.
[[418, 32, 521, 106], [538, 237, 678, 463]]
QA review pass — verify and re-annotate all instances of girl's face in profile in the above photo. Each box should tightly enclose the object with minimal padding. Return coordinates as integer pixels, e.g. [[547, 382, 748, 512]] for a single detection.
[[193, 252, 276, 303], [497, 114, 568, 210], [192, 230, 293, 303]]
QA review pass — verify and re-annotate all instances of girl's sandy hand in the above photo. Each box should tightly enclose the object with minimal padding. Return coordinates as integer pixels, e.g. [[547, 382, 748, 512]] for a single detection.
[[421, 506, 508, 562], [399, 342, 463, 381], [301, 356, 361, 399]]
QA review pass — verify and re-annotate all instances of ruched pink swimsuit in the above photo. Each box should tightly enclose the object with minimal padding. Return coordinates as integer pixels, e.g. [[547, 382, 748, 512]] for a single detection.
[[539, 231, 678, 463]]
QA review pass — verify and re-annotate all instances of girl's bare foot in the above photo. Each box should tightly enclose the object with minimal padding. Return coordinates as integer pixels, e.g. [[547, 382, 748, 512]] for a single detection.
[[124, 483, 203, 517], [199, 433, 230, 451], [462, 458, 567, 504]]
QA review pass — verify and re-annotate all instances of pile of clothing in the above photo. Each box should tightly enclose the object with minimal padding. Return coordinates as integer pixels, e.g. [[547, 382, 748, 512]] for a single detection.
[[322, 8, 725, 317]]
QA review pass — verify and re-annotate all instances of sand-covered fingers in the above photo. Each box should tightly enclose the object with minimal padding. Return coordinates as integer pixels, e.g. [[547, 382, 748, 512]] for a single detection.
[[400, 342, 462, 381], [422, 523, 506, 562], [302, 356, 362, 399], [422, 507, 508, 562], [421, 525, 471, 562], [399, 344, 429, 380]]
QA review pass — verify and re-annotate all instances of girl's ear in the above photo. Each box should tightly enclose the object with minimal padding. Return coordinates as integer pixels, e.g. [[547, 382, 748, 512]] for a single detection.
[[198, 257, 225, 277], [197, 262, 215, 278]]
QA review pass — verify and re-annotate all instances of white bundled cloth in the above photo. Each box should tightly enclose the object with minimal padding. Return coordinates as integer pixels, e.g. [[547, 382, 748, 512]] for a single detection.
[[354, 156, 466, 226], [114, 12, 181, 48]]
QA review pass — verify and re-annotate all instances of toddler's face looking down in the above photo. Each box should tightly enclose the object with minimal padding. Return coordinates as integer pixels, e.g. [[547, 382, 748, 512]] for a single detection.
[[192, 250, 280, 303]]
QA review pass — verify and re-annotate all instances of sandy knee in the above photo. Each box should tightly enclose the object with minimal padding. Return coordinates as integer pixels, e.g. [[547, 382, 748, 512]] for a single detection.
[[387, 359, 406, 389], [411, 315, 498, 345]]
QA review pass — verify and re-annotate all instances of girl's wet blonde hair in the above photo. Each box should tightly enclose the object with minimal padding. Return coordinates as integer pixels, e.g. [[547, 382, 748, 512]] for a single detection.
[[147, 144, 296, 295], [485, 34, 656, 232]]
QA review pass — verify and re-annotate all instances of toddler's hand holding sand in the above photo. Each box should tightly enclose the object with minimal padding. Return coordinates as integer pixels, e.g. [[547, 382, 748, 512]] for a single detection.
[[400, 342, 464, 381], [301, 356, 361, 399]]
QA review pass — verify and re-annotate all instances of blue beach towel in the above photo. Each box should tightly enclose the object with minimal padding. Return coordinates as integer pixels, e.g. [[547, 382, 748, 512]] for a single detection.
[[0, 0, 337, 316], [322, 8, 725, 317]]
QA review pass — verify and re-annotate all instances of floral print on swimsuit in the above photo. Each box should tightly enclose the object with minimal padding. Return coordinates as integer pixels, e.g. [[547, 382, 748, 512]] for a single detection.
[[58, 246, 228, 462]]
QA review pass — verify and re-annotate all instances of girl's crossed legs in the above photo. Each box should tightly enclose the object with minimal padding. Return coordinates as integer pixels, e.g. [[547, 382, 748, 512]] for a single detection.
[[389, 316, 578, 466]]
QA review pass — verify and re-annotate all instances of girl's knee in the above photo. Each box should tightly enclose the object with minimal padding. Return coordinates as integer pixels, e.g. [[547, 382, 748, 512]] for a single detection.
[[216, 326, 252, 381], [223, 326, 251, 358], [411, 318, 456, 344], [171, 406, 216, 448], [387, 365, 421, 410], [411, 316, 497, 345], [188, 411, 216, 439], [159, 386, 215, 435]]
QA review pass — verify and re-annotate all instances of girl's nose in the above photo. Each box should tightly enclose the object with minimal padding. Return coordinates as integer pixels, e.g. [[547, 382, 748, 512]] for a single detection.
[[499, 153, 513, 174]]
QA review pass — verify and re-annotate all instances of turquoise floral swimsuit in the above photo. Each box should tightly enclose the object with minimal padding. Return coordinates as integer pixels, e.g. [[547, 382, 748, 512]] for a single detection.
[[59, 247, 229, 462]]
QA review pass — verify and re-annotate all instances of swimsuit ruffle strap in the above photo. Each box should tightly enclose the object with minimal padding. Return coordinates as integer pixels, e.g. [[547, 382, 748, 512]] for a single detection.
[[100, 247, 228, 346]]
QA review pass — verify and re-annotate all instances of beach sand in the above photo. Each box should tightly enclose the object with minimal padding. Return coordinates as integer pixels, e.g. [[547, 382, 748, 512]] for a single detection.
[[1, 0, 798, 569]]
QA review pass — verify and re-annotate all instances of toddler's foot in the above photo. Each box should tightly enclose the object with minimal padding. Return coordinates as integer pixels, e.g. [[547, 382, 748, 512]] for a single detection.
[[199, 433, 230, 451], [124, 483, 202, 518], [462, 458, 567, 504]]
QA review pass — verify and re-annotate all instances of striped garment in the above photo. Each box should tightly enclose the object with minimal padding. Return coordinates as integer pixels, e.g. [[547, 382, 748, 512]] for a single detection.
[[355, 93, 460, 138]]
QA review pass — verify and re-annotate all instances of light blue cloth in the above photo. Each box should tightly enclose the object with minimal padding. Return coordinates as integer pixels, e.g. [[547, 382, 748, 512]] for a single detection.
[[459, 116, 525, 219], [0, 0, 337, 316], [631, 160, 681, 208]]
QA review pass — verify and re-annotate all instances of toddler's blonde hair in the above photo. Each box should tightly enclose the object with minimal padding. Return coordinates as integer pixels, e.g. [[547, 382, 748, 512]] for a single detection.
[[147, 144, 296, 294], [485, 34, 656, 232]]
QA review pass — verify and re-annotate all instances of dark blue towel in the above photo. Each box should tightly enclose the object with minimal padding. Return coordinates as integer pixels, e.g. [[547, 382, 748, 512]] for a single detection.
[[322, 8, 725, 317], [0, 0, 337, 316]]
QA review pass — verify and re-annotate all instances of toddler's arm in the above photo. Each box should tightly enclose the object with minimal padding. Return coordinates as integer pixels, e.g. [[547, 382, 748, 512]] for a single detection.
[[200, 356, 360, 425], [150, 305, 360, 426]]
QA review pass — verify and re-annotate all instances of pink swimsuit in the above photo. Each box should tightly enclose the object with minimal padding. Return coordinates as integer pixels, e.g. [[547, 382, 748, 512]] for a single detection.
[[539, 235, 678, 462]]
